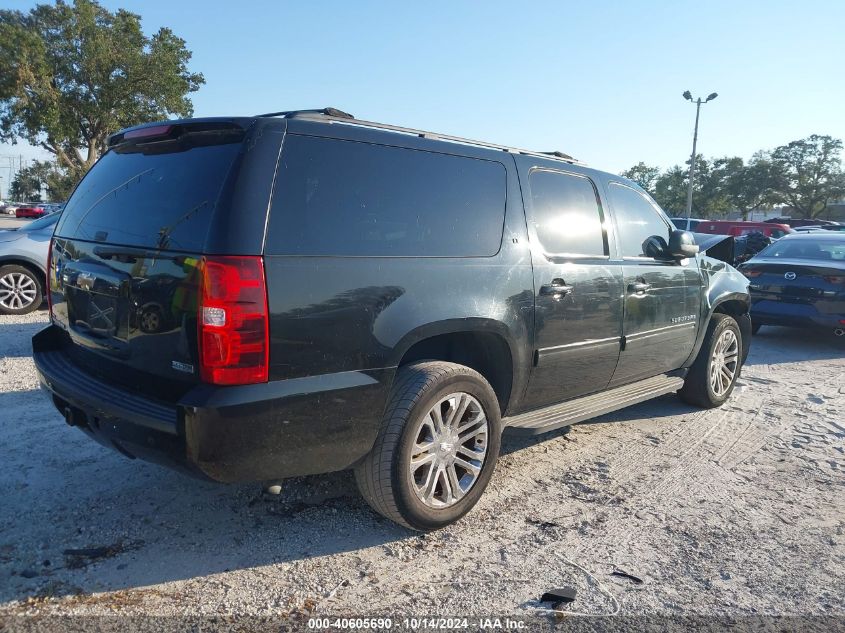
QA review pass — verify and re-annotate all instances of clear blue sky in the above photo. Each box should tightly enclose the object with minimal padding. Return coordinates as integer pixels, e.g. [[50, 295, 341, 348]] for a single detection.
[[2, 0, 844, 179]]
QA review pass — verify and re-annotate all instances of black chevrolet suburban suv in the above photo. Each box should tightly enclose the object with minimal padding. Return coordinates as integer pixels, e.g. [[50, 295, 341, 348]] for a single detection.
[[33, 108, 751, 530]]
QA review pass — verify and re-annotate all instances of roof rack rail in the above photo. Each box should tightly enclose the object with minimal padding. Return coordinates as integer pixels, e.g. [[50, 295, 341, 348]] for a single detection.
[[257, 108, 583, 165], [542, 151, 575, 160], [254, 107, 354, 119]]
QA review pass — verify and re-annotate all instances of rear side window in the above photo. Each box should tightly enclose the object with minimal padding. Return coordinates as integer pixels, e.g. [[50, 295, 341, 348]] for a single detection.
[[56, 141, 242, 252], [266, 135, 506, 257], [528, 170, 606, 257], [607, 182, 671, 258]]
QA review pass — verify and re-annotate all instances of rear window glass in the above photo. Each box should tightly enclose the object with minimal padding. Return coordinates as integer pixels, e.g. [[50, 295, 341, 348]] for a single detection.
[[266, 135, 506, 257], [758, 238, 845, 261], [56, 140, 242, 252]]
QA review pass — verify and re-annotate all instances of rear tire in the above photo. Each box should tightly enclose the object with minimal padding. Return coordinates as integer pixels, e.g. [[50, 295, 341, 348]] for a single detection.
[[355, 361, 502, 531], [0, 265, 43, 315], [680, 313, 742, 409]]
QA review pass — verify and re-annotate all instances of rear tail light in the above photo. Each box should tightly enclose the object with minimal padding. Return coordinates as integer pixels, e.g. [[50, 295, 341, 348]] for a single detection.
[[741, 269, 762, 278], [46, 238, 54, 320], [823, 275, 845, 284], [198, 256, 269, 386]]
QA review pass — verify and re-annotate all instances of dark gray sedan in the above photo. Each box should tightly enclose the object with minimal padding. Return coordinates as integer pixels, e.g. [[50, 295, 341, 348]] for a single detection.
[[0, 212, 59, 315]]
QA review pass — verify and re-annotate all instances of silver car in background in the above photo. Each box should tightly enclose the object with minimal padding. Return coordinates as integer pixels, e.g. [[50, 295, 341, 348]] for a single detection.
[[0, 212, 59, 315]]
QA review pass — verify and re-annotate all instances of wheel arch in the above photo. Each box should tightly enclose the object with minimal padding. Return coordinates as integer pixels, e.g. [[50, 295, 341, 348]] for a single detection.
[[0, 255, 46, 279], [684, 291, 751, 367], [391, 319, 518, 416]]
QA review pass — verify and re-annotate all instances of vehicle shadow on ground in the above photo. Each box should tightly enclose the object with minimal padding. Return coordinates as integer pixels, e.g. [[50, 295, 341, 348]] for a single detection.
[[744, 326, 845, 366], [3, 324, 841, 604], [0, 402, 420, 605]]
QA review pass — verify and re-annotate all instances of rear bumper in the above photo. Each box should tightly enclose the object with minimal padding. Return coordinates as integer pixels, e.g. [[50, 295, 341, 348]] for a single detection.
[[33, 325, 392, 483], [749, 298, 845, 330]]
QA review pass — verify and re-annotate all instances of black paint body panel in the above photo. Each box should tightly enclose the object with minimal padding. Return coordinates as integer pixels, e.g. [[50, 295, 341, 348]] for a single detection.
[[33, 113, 751, 484]]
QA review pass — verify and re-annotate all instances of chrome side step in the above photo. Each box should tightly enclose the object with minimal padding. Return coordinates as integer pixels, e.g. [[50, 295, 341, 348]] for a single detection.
[[504, 374, 685, 436]]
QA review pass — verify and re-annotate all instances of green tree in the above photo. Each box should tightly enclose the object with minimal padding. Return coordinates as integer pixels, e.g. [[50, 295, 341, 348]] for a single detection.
[[8, 159, 72, 201], [652, 156, 729, 218], [44, 166, 76, 200], [621, 162, 661, 192], [9, 164, 42, 200], [0, 0, 204, 184], [691, 157, 730, 218], [652, 166, 687, 215], [770, 134, 845, 218], [715, 153, 777, 220]]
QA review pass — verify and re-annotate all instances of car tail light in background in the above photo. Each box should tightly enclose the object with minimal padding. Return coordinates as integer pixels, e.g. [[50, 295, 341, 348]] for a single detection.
[[198, 256, 269, 386], [741, 269, 762, 278]]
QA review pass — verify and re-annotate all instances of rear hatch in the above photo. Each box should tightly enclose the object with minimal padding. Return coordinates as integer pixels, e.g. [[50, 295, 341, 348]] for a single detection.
[[49, 118, 282, 402]]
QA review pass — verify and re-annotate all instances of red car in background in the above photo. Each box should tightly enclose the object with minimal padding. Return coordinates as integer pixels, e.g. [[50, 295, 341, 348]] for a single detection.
[[695, 220, 794, 239], [15, 205, 46, 218]]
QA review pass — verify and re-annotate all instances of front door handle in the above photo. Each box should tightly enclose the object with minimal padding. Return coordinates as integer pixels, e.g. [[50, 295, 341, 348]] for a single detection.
[[628, 282, 651, 294], [540, 279, 574, 297]]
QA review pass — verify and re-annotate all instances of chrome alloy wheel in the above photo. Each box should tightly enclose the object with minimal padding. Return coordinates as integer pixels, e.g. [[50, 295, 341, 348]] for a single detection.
[[410, 392, 489, 509], [709, 329, 739, 397], [0, 272, 37, 311]]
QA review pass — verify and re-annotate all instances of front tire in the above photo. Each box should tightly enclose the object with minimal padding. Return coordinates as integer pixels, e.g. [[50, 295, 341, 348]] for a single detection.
[[0, 265, 43, 315], [679, 313, 742, 409], [355, 361, 502, 531]]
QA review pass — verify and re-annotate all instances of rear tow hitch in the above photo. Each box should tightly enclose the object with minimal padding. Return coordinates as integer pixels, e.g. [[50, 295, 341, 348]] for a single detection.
[[63, 405, 85, 428]]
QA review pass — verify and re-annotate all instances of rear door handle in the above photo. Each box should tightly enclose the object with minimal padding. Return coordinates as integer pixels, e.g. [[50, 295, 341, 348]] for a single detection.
[[628, 282, 651, 294], [540, 280, 574, 296]]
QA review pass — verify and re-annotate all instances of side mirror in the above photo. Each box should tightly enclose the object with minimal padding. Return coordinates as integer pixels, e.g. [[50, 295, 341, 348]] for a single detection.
[[642, 235, 668, 259], [667, 230, 699, 259]]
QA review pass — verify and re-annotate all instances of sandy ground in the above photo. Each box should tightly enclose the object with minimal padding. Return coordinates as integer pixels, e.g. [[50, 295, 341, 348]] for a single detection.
[[0, 310, 843, 628]]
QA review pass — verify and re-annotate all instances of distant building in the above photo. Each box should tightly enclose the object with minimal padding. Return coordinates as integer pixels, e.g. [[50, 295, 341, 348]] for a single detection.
[[771, 202, 845, 222]]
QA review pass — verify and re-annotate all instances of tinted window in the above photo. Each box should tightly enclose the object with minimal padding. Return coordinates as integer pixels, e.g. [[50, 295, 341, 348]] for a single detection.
[[607, 183, 671, 257], [267, 135, 506, 257], [528, 170, 605, 256], [56, 141, 242, 251]]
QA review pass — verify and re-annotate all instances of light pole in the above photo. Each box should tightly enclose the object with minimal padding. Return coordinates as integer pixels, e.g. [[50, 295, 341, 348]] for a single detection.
[[683, 90, 718, 219]]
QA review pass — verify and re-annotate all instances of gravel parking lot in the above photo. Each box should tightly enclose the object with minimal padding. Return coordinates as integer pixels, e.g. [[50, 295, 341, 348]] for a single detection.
[[0, 310, 843, 626], [0, 216, 33, 231]]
